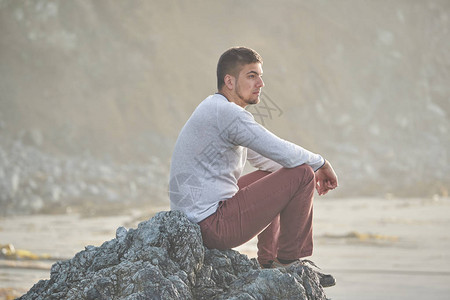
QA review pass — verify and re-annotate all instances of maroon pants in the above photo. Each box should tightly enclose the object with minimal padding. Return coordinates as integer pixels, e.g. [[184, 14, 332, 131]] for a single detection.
[[198, 164, 315, 265]]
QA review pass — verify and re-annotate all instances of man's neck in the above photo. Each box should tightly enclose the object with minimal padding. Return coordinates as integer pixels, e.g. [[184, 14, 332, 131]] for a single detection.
[[217, 90, 246, 108]]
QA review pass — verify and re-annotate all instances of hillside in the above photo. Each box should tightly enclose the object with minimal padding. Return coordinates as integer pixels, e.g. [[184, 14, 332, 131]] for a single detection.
[[1, 0, 449, 206]]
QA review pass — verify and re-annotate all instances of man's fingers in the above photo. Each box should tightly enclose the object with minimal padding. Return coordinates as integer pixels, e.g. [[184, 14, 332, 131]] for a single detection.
[[319, 188, 328, 196], [314, 161, 338, 195], [326, 180, 336, 189], [315, 179, 321, 194], [316, 179, 329, 196]]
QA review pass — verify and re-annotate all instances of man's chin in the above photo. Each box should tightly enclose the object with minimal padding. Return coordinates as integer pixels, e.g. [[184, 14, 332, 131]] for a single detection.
[[251, 97, 260, 105], [241, 97, 260, 107]]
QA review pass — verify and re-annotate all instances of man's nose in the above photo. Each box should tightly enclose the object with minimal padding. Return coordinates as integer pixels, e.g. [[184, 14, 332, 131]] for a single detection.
[[258, 77, 265, 87]]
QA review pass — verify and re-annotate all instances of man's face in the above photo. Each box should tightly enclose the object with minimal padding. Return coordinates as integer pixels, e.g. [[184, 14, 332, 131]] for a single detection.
[[233, 63, 264, 107]]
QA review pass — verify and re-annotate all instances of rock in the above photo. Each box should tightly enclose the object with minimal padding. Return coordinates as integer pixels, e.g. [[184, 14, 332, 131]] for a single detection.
[[18, 211, 327, 300]]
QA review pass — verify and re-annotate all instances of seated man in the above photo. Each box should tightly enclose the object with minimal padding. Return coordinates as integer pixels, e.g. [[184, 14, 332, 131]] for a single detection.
[[169, 47, 338, 287]]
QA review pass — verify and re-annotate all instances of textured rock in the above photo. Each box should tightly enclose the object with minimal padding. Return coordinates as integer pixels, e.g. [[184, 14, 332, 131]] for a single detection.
[[18, 211, 327, 300]]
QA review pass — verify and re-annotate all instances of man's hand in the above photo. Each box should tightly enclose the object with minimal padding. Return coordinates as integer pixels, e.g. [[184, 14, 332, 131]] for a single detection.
[[315, 160, 338, 196]]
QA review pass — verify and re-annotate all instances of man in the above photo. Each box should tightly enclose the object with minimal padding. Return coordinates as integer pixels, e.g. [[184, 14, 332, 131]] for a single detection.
[[169, 47, 338, 287]]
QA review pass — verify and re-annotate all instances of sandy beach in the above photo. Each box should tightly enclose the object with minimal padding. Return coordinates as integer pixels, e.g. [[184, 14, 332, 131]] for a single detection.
[[1, 197, 449, 299]]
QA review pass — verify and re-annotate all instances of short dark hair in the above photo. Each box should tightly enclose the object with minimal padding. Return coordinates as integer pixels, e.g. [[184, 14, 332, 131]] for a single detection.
[[217, 47, 263, 90]]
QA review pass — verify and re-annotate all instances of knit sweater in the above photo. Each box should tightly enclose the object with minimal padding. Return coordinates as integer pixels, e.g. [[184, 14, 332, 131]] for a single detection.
[[169, 93, 324, 223]]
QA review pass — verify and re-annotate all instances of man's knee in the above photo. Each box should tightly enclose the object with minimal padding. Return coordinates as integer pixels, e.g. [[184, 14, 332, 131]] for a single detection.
[[293, 164, 315, 182]]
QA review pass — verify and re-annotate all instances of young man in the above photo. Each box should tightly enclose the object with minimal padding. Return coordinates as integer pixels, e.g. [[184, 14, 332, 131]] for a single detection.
[[169, 47, 338, 287]]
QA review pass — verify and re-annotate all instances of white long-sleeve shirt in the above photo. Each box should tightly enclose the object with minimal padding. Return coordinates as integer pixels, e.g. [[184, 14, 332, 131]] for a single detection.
[[169, 93, 324, 223]]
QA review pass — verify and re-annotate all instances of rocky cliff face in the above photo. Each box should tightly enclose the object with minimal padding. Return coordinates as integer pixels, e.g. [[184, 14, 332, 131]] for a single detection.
[[1, 0, 448, 206], [19, 211, 327, 300]]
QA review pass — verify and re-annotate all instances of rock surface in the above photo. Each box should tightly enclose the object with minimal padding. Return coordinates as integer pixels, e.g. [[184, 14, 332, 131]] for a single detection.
[[18, 211, 327, 300]]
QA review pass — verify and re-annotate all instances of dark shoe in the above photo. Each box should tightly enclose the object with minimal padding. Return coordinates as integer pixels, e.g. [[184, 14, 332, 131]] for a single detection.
[[273, 258, 336, 288]]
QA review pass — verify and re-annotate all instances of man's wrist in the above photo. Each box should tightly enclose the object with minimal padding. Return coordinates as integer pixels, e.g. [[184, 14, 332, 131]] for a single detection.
[[315, 159, 327, 172]]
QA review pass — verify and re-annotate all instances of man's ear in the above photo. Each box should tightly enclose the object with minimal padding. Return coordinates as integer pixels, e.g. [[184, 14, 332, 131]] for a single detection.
[[224, 74, 235, 90]]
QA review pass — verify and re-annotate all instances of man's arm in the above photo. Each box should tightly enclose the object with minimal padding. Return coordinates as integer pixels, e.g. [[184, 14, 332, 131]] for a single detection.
[[246, 148, 283, 172], [315, 160, 338, 196], [221, 108, 324, 171]]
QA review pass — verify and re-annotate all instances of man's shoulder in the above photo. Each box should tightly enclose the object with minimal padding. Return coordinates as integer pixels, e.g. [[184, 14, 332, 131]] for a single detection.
[[196, 94, 244, 115], [214, 94, 253, 117]]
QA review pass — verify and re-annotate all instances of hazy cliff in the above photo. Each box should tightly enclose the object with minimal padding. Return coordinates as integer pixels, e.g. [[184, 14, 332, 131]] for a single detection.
[[1, 0, 449, 207]]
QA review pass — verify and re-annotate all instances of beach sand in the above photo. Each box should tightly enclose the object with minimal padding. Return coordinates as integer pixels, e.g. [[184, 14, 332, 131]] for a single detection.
[[1, 197, 449, 299]]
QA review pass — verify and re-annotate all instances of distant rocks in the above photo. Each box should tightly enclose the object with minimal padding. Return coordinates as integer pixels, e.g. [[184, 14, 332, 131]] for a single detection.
[[18, 211, 327, 300], [0, 136, 168, 216]]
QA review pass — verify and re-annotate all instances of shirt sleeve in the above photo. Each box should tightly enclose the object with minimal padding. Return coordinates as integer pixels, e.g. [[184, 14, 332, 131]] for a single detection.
[[219, 107, 325, 171], [247, 148, 283, 172]]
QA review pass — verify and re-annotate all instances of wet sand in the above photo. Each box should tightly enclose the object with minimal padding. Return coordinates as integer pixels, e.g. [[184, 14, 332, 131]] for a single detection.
[[1, 197, 449, 299]]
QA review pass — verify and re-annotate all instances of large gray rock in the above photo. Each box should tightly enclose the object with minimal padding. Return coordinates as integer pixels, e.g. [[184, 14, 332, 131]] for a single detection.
[[19, 211, 327, 300]]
